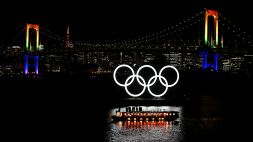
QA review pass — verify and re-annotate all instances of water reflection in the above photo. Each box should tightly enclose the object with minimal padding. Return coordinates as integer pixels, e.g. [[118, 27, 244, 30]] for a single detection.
[[105, 95, 225, 142], [116, 120, 179, 128], [106, 106, 183, 142]]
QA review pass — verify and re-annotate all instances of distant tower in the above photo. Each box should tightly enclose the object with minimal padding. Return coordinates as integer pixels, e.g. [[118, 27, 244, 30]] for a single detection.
[[66, 25, 70, 48]]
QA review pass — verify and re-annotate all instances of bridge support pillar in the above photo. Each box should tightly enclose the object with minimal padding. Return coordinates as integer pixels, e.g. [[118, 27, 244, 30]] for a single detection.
[[201, 51, 219, 71]]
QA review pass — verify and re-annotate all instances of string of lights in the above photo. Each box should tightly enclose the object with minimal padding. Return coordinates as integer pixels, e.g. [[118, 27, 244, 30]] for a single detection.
[[219, 14, 252, 39], [5, 9, 252, 50], [101, 11, 204, 47], [219, 13, 253, 47]]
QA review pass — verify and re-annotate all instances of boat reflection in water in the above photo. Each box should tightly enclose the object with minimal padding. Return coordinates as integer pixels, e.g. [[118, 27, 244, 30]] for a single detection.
[[116, 120, 179, 128], [106, 106, 183, 142]]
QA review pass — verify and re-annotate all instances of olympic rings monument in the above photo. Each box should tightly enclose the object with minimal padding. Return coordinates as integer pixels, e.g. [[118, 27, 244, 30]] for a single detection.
[[113, 64, 179, 97]]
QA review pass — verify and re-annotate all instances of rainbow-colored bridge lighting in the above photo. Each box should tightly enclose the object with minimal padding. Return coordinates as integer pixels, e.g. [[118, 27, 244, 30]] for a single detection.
[[24, 24, 40, 75], [26, 24, 39, 51], [205, 9, 219, 48]]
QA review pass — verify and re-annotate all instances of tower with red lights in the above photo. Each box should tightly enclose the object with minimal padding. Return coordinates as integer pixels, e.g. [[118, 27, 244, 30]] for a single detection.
[[66, 25, 70, 48]]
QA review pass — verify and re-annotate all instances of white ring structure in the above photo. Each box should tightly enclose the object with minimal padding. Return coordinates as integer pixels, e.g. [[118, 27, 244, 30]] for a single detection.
[[113, 64, 179, 97], [113, 64, 135, 87]]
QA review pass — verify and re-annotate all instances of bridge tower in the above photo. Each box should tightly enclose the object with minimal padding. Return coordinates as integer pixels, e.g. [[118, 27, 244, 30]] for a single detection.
[[24, 23, 40, 75], [204, 9, 219, 48], [201, 9, 220, 71], [201, 51, 219, 71], [26, 24, 39, 51]]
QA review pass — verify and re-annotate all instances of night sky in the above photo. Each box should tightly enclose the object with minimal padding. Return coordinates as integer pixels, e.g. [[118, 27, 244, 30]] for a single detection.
[[1, 0, 252, 43]]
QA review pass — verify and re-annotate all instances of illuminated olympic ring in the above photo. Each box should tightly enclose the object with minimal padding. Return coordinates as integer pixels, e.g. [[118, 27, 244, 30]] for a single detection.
[[113, 64, 179, 97]]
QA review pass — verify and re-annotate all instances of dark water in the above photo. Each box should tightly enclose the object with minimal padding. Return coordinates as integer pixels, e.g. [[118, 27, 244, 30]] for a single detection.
[[5, 72, 252, 142], [18, 97, 224, 142], [106, 121, 183, 142], [19, 96, 226, 142]]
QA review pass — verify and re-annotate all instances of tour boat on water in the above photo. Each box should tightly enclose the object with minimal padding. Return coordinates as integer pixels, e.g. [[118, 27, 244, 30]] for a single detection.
[[112, 106, 179, 122]]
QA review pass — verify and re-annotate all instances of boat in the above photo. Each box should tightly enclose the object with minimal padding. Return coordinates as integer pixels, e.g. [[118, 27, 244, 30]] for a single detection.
[[112, 106, 179, 122]]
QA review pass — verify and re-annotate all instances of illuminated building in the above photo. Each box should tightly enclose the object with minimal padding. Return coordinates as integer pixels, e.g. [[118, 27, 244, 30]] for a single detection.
[[230, 57, 245, 72], [45, 55, 63, 73], [7, 46, 23, 56], [222, 59, 231, 72], [181, 52, 199, 70], [168, 52, 182, 69]]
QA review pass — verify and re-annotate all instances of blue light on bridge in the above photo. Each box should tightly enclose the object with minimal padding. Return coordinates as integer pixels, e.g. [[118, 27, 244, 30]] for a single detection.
[[214, 53, 218, 71], [201, 51, 208, 69], [24, 55, 28, 74], [35, 56, 39, 74], [23, 54, 39, 74], [200, 51, 219, 71]]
